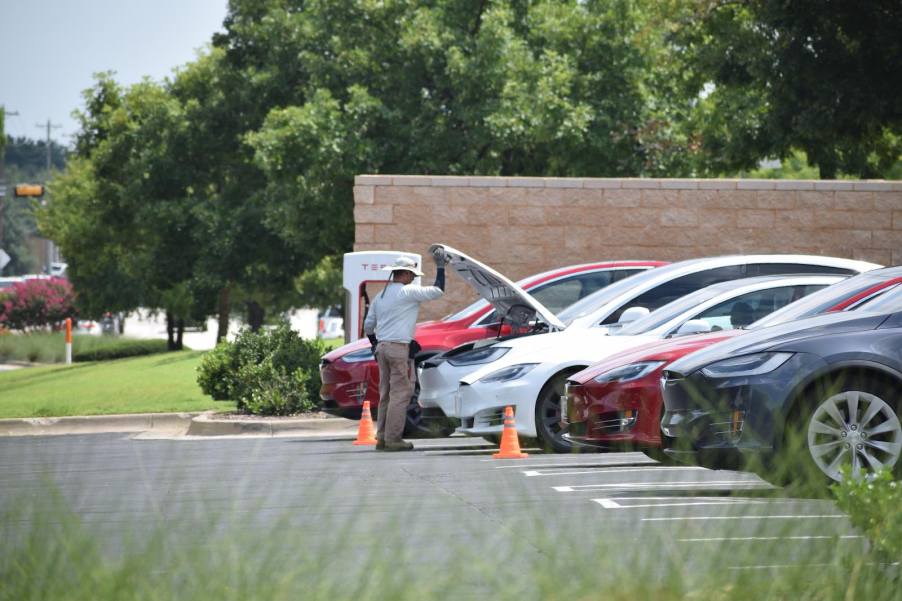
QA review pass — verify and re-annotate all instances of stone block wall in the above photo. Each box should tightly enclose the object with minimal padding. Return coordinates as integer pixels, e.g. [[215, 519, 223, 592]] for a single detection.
[[354, 176, 902, 321]]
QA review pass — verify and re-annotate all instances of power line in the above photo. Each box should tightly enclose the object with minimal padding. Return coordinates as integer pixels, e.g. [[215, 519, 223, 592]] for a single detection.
[[35, 119, 63, 274], [36, 119, 63, 172]]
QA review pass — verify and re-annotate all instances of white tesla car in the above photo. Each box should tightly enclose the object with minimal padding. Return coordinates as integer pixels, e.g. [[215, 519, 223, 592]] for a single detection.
[[418, 246, 880, 451]]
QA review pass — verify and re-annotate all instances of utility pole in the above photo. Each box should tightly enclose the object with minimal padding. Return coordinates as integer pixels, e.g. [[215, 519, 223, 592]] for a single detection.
[[0, 107, 20, 273], [36, 119, 62, 273]]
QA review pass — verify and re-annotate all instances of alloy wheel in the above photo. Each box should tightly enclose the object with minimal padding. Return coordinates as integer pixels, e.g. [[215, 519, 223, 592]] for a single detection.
[[536, 378, 573, 453], [807, 390, 902, 481]]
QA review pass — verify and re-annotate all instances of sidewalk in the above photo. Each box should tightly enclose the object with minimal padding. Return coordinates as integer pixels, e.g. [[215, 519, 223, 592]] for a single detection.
[[0, 411, 359, 439]]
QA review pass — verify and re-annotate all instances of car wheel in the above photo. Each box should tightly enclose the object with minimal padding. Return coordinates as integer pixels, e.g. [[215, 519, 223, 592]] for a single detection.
[[776, 378, 901, 489], [535, 372, 580, 453], [806, 388, 902, 481]]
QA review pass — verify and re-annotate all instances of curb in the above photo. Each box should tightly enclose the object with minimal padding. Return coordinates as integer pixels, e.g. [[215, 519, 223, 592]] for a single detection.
[[0, 411, 359, 438], [0, 412, 200, 437], [186, 412, 358, 437]]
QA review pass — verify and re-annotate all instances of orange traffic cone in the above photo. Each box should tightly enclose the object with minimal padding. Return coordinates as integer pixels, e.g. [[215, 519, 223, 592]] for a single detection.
[[353, 400, 377, 446], [493, 406, 528, 459]]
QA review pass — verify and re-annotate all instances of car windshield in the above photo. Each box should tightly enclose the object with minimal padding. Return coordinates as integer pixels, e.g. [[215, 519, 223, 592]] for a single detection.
[[615, 286, 725, 336], [857, 283, 902, 313], [557, 267, 669, 326], [752, 273, 894, 328]]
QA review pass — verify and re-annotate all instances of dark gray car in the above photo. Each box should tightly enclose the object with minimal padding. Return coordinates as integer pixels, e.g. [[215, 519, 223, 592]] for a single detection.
[[661, 285, 902, 483]]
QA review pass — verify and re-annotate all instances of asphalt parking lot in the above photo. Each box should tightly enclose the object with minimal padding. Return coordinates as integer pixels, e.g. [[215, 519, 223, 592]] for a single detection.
[[0, 433, 863, 596]]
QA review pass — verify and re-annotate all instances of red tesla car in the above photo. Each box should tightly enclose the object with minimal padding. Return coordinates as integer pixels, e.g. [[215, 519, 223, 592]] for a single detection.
[[564, 268, 902, 451], [319, 260, 666, 436]]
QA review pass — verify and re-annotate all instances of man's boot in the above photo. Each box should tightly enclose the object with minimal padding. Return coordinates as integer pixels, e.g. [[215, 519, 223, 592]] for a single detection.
[[382, 440, 414, 452]]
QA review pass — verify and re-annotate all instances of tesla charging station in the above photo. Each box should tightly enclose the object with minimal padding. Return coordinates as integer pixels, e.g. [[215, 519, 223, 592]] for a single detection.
[[342, 250, 423, 343]]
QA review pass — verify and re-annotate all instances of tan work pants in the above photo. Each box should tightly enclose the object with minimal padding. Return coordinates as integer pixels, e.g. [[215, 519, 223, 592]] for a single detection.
[[375, 342, 415, 443]]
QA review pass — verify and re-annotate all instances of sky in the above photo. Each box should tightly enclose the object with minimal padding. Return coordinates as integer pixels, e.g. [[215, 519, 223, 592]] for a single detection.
[[1, 0, 228, 146]]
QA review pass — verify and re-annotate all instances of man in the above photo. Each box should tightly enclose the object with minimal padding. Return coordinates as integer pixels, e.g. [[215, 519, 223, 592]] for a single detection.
[[364, 249, 448, 451]]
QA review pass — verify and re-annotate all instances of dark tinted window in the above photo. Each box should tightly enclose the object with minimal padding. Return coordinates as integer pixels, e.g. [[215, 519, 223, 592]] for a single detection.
[[602, 266, 745, 324], [477, 269, 644, 324], [747, 263, 857, 276], [687, 284, 827, 333]]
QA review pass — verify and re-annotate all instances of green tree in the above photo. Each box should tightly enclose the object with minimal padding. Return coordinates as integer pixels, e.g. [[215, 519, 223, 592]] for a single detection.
[[5, 135, 67, 174], [229, 0, 691, 279], [42, 74, 207, 348], [671, 0, 902, 178], [294, 254, 343, 310], [1, 131, 61, 275], [168, 48, 303, 338]]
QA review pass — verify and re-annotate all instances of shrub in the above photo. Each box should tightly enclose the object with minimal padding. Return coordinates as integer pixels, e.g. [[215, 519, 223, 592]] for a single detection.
[[73, 337, 172, 362], [833, 469, 902, 563], [195, 341, 235, 401], [196, 323, 326, 415], [0, 277, 77, 331]]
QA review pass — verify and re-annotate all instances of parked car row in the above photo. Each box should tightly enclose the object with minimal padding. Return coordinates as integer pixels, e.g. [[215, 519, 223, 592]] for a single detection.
[[321, 244, 899, 485], [320, 259, 665, 436]]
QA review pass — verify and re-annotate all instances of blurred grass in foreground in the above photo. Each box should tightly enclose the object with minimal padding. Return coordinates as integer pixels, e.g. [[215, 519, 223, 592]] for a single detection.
[[1, 479, 900, 601]]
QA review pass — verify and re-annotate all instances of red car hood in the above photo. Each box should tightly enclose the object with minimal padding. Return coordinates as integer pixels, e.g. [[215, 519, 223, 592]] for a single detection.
[[569, 330, 744, 384]]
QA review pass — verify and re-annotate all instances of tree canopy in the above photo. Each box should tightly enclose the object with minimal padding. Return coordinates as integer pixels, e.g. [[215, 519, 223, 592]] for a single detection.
[[39, 0, 902, 332], [670, 0, 902, 178]]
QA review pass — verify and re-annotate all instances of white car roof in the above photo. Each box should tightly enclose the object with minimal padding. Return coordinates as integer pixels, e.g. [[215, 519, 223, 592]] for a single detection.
[[557, 255, 881, 330]]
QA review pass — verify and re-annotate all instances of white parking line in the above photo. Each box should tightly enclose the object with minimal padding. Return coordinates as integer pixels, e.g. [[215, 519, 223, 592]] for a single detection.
[[553, 479, 770, 493], [728, 562, 835, 571], [480, 453, 651, 464], [679, 535, 862, 542], [641, 514, 846, 522], [523, 466, 704, 477], [423, 449, 496, 456], [594, 496, 771, 509]]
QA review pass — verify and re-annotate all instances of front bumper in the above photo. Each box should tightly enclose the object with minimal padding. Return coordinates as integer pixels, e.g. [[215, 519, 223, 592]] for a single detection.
[[660, 352, 824, 467], [319, 359, 379, 417], [566, 375, 664, 448], [454, 379, 538, 438], [417, 360, 467, 418]]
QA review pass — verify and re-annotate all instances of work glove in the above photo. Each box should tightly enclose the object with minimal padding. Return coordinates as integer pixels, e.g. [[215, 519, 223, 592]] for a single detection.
[[432, 247, 450, 266]]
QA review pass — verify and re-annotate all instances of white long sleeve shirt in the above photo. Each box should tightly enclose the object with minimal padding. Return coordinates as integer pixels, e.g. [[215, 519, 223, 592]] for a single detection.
[[363, 282, 444, 343]]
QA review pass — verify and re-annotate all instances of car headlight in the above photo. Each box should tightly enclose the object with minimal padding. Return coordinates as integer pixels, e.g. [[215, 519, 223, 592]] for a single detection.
[[341, 348, 375, 363], [448, 347, 510, 366], [700, 352, 793, 379], [593, 361, 666, 384], [478, 363, 539, 384]]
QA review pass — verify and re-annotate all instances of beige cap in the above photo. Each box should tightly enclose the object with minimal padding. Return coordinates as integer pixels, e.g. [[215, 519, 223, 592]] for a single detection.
[[381, 256, 424, 277]]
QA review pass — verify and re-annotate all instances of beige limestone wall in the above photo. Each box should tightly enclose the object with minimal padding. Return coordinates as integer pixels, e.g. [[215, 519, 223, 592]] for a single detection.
[[353, 176, 902, 321]]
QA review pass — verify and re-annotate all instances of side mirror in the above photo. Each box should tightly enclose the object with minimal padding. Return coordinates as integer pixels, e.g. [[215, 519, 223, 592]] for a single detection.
[[673, 319, 712, 337], [618, 306, 650, 324]]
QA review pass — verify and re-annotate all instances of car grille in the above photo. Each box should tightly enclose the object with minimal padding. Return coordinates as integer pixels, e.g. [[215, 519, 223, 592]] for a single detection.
[[591, 410, 638, 434]]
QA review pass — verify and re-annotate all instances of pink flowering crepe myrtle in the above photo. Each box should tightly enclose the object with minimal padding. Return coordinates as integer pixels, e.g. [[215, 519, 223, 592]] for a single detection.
[[0, 277, 78, 331]]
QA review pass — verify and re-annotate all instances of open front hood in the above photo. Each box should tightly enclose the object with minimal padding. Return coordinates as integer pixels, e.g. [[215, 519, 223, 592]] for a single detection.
[[430, 243, 566, 332]]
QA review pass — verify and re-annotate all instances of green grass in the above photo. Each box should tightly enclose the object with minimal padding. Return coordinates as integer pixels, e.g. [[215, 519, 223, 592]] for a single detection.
[[321, 337, 345, 350], [0, 332, 170, 364], [0, 351, 234, 418]]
